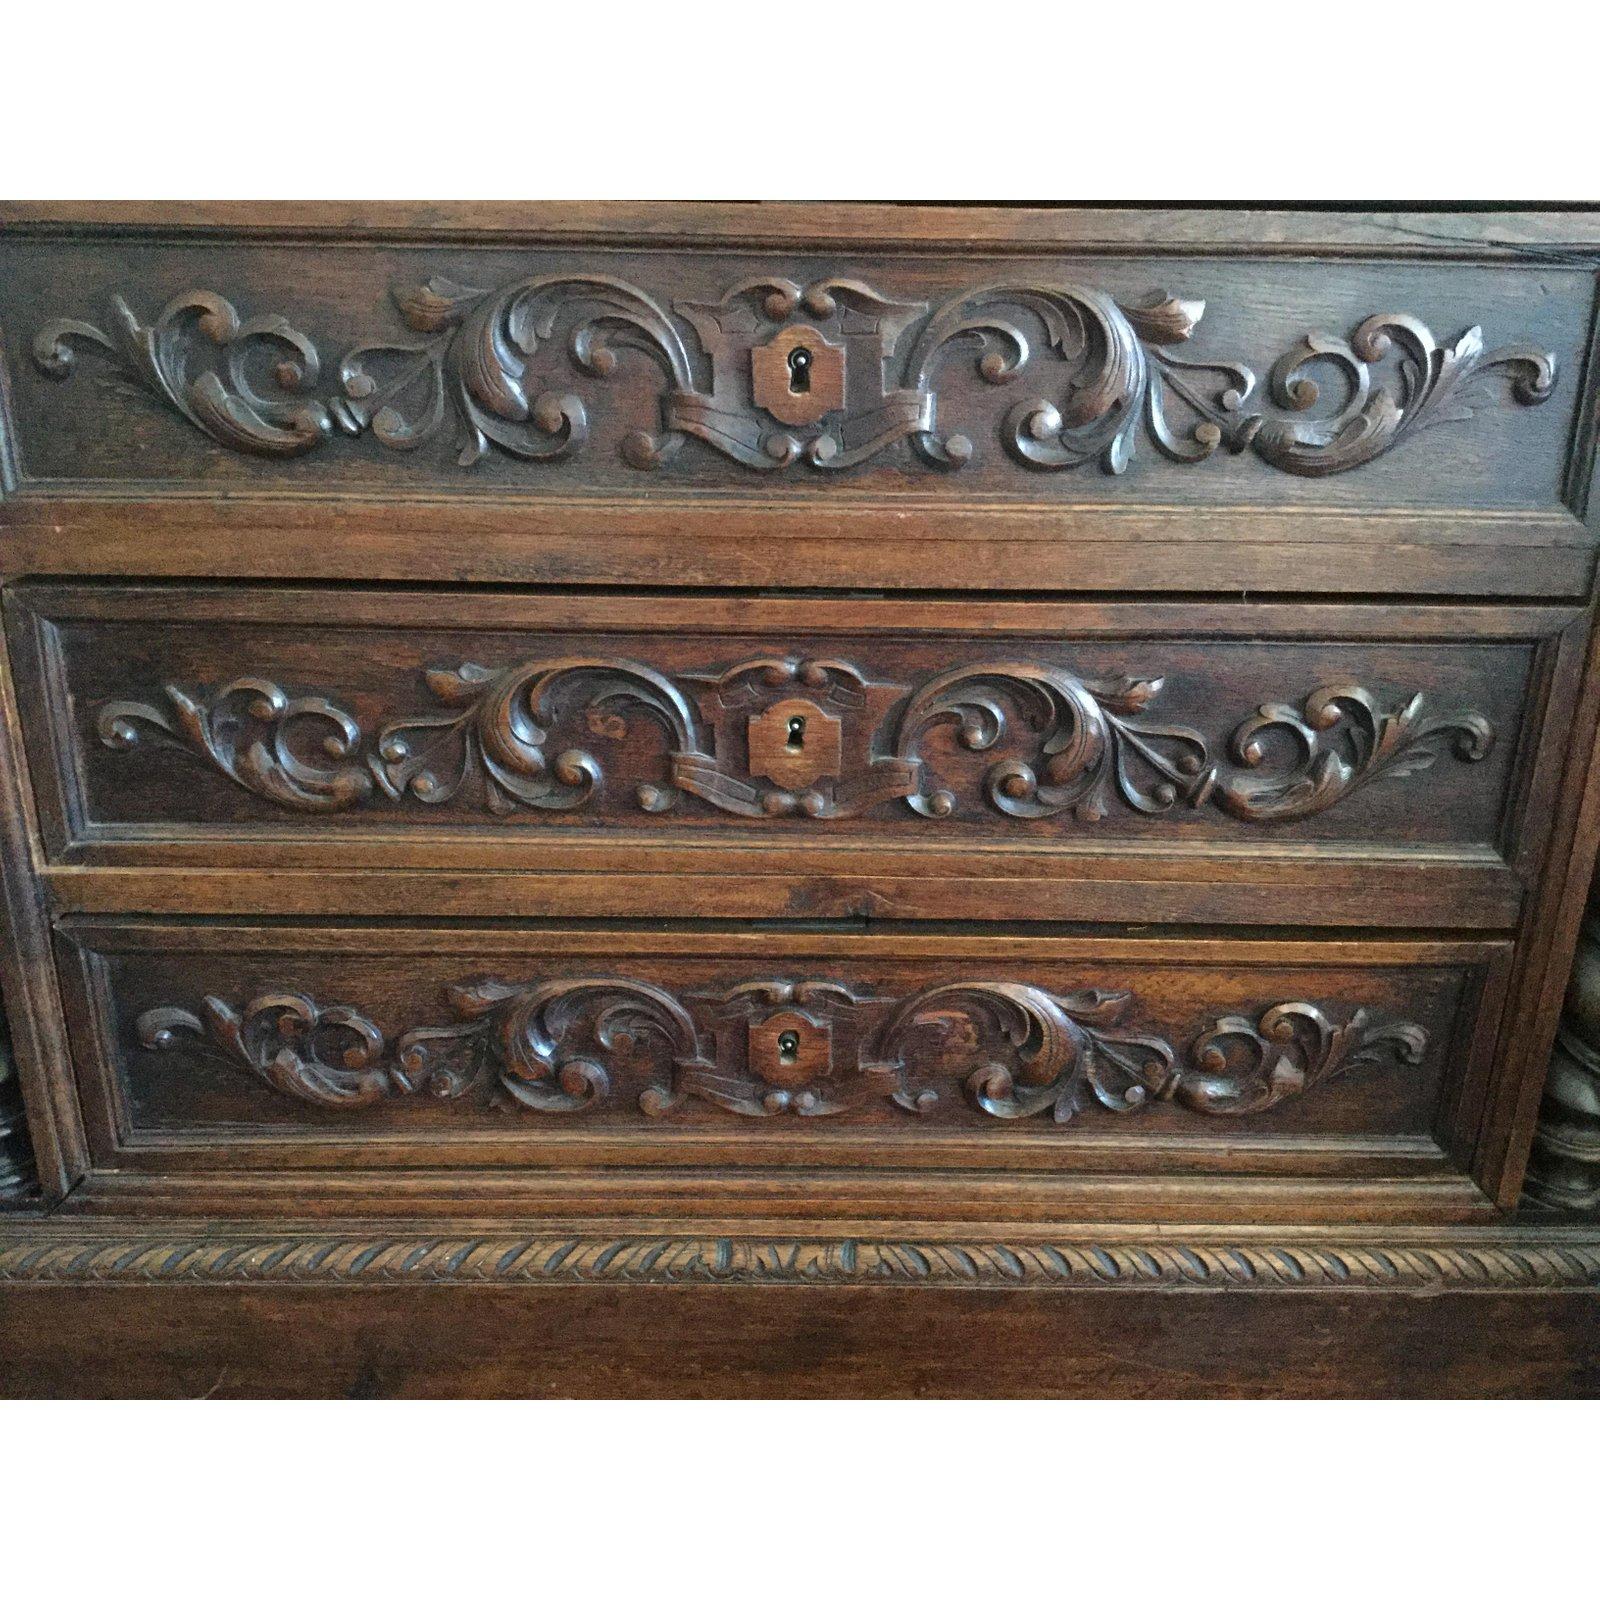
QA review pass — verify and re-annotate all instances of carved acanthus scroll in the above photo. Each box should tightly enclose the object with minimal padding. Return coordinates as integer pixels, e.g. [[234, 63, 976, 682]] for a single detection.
[[136, 977, 1429, 1126], [33, 291, 332, 457], [98, 657, 1494, 828], [35, 276, 1558, 477]]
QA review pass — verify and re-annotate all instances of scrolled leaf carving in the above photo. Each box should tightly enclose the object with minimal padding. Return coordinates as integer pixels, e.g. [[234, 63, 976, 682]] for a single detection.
[[33, 290, 331, 456], [903, 285, 1257, 474], [370, 658, 700, 815], [331, 273, 695, 468], [865, 982, 1178, 1122], [894, 664, 1215, 820], [34, 275, 1557, 477], [137, 993, 393, 1107], [393, 976, 708, 1114], [98, 679, 372, 812], [1171, 1003, 1428, 1115], [136, 979, 1427, 1126], [1213, 684, 1494, 822], [97, 660, 1495, 829], [1244, 315, 1558, 477]]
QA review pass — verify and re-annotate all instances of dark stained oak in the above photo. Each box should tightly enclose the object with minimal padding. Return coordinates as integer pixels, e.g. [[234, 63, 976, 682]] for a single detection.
[[2, 201, 1599, 1395], [3, 1279, 1598, 1398]]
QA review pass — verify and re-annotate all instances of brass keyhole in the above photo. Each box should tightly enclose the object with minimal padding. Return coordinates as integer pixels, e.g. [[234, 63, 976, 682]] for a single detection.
[[786, 715, 806, 749], [777, 1031, 800, 1067], [787, 346, 812, 394]]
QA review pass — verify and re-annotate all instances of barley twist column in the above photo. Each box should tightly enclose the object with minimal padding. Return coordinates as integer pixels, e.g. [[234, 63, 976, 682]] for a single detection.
[[1525, 877, 1600, 1210], [0, 1008, 37, 1204]]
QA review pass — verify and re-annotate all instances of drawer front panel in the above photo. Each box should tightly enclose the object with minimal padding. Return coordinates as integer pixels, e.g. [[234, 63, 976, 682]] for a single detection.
[[0, 233, 1586, 515], [13, 588, 1570, 875], [56, 923, 1508, 1185]]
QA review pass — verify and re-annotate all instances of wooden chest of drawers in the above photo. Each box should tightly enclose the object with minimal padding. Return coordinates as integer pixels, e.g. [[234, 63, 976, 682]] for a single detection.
[[3, 205, 1600, 1376]]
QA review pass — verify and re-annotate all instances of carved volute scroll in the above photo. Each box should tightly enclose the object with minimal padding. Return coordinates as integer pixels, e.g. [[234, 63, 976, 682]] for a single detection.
[[136, 975, 1428, 1126], [1210, 686, 1495, 822], [893, 664, 1215, 821], [99, 679, 372, 812], [1525, 879, 1600, 1211], [34, 274, 1558, 477], [33, 290, 332, 457], [97, 655, 1495, 828], [0, 1013, 39, 1204]]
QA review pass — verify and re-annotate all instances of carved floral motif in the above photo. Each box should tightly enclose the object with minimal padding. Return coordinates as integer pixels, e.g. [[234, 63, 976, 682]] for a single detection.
[[98, 658, 1495, 826], [34, 277, 1557, 476], [136, 977, 1428, 1124]]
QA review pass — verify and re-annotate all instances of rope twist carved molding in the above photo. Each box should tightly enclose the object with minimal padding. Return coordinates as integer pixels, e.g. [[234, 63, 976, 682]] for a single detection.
[[34, 276, 1558, 476], [97, 657, 1495, 825], [1, 1228, 1596, 1290], [134, 975, 1426, 1123]]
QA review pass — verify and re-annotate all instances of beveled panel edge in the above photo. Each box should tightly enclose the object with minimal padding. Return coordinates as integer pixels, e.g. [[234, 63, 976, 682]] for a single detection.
[[4, 202, 1600, 256], [2, 1215, 1595, 1290]]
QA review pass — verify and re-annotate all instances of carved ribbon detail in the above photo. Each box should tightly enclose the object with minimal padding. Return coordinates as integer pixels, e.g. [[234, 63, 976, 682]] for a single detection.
[[98, 659, 1494, 826], [34, 277, 1557, 476], [136, 978, 1428, 1124]]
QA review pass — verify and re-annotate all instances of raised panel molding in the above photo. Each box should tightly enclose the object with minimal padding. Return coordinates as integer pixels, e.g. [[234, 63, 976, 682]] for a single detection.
[[97, 659, 1495, 824], [33, 277, 1557, 476], [134, 976, 1427, 1124]]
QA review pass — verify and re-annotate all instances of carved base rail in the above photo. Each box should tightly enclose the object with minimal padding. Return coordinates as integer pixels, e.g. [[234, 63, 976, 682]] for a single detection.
[[1525, 877, 1600, 1211]]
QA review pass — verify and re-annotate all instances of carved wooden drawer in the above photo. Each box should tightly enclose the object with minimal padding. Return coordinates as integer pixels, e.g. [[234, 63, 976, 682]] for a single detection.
[[0, 208, 1594, 597], [53, 921, 1512, 1221], [8, 584, 1581, 929], [3, 203, 1598, 1244]]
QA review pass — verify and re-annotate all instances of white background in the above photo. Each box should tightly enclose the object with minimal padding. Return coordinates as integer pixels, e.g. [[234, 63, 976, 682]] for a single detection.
[[2, 2, 1593, 1591]]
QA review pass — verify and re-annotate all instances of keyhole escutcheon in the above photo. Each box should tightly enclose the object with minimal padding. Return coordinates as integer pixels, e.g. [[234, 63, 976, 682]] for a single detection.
[[786, 715, 806, 749], [787, 345, 812, 394], [777, 1031, 801, 1067]]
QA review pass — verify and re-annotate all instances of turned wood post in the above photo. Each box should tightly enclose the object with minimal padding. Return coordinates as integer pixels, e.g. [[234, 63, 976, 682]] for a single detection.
[[1525, 877, 1600, 1210], [0, 1008, 37, 1203]]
